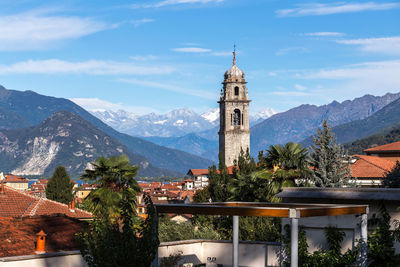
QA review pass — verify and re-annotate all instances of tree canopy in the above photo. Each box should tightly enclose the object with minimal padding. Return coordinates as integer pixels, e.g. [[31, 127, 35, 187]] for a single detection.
[[382, 161, 400, 188], [45, 166, 74, 204], [308, 120, 351, 187], [77, 154, 159, 267]]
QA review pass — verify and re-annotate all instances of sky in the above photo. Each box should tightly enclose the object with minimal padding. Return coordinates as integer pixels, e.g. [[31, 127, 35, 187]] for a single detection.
[[0, 0, 399, 115]]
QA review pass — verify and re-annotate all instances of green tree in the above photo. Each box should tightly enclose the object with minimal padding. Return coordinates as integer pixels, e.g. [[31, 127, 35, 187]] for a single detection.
[[45, 166, 74, 204], [239, 216, 281, 242], [382, 161, 400, 188], [308, 120, 351, 187], [368, 205, 400, 266], [208, 153, 232, 202], [228, 169, 295, 203], [283, 225, 358, 267], [264, 142, 308, 170], [77, 154, 159, 267], [158, 216, 221, 242], [234, 148, 257, 175]]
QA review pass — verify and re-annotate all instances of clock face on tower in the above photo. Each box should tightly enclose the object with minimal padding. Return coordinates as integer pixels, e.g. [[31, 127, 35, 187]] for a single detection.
[[218, 50, 251, 167]]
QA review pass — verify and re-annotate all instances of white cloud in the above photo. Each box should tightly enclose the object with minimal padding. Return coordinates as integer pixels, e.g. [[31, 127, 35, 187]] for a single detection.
[[119, 78, 215, 99], [270, 91, 309, 96], [301, 60, 400, 93], [173, 47, 234, 56], [132, 0, 224, 9], [70, 98, 125, 111], [131, 18, 155, 27], [211, 51, 232, 56], [304, 32, 345, 37], [276, 47, 308, 56], [172, 47, 212, 53], [0, 10, 108, 50], [276, 2, 400, 17], [69, 98, 157, 114], [295, 84, 306, 90], [336, 36, 400, 55], [0, 59, 175, 75], [130, 55, 158, 61]]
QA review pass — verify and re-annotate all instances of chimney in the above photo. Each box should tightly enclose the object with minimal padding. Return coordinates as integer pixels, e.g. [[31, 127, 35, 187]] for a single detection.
[[0, 172, 5, 194], [69, 200, 76, 212], [35, 230, 47, 254]]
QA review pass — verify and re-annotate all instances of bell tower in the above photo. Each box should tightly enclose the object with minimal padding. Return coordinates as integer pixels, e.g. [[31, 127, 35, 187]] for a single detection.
[[218, 49, 251, 166]]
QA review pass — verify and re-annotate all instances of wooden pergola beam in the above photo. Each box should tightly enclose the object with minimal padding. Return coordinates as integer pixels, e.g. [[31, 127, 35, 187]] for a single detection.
[[155, 203, 368, 218]]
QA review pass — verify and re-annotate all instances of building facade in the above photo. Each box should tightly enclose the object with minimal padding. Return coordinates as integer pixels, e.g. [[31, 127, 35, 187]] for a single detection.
[[218, 51, 251, 166]]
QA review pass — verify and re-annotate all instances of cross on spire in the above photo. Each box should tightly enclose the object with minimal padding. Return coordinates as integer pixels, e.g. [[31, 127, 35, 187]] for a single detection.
[[233, 44, 236, 66]]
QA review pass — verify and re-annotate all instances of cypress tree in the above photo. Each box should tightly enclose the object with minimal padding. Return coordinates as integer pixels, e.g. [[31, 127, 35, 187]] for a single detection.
[[46, 166, 74, 204], [308, 120, 351, 187]]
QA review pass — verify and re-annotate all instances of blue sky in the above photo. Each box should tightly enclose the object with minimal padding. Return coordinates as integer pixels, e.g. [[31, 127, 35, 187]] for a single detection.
[[0, 0, 399, 115]]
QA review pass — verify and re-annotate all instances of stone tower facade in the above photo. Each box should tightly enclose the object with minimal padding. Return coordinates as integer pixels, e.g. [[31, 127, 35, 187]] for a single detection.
[[218, 51, 251, 167]]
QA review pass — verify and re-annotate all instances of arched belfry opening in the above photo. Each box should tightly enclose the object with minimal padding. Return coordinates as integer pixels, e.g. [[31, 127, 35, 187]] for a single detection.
[[218, 46, 251, 166], [233, 109, 241, 125]]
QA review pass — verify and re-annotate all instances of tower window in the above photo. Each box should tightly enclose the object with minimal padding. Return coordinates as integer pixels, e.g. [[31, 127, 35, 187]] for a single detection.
[[234, 86, 239, 96], [233, 109, 241, 125]]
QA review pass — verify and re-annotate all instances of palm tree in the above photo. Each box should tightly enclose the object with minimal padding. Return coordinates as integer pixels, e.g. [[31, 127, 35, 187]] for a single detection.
[[265, 142, 308, 170], [77, 154, 160, 267], [228, 169, 296, 203], [82, 154, 140, 222]]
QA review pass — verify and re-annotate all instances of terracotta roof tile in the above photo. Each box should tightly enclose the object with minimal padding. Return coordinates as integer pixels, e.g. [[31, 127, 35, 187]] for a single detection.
[[364, 141, 400, 152], [188, 166, 236, 176], [351, 155, 396, 178], [187, 169, 209, 176], [0, 215, 84, 257], [0, 186, 92, 219], [5, 174, 29, 183]]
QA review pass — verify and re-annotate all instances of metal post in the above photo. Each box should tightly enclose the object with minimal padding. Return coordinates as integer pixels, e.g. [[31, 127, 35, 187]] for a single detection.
[[291, 217, 298, 267], [152, 209, 159, 267], [360, 213, 368, 267], [233, 215, 239, 267]]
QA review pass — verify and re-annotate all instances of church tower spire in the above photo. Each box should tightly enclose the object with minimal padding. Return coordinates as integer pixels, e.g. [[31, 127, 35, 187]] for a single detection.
[[232, 44, 236, 66], [218, 49, 251, 167]]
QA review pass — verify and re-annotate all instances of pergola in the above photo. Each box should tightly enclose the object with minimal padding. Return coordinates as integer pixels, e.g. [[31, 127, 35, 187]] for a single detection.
[[155, 202, 369, 267]]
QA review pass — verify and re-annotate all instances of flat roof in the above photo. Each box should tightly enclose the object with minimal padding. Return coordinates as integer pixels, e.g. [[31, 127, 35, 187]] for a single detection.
[[277, 187, 400, 201], [155, 202, 368, 218]]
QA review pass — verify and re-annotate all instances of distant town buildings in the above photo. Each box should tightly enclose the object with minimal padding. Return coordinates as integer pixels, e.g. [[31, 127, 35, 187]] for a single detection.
[[0, 185, 92, 219], [3, 174, 29, 190]]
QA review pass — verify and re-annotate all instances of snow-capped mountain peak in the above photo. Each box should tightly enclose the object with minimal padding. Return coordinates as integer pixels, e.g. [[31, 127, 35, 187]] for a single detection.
[[201, 108, 219, 125], [254, 108, 277, 120], [92, 108, 215, 137]]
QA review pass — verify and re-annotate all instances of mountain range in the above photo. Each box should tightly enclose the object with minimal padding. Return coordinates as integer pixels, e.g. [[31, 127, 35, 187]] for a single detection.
[[1, 83, 400, 177], [0, 111, 178, 177], [251, 92, 400, 155], [91, 107, 277, 138], [0, 85, 212, 176], [344, 125, 400, 155], [301, 97, 400, 147], [143, 92, 400, 159]]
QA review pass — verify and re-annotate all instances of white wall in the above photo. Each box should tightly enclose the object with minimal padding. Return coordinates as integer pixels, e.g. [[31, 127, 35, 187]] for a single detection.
[[0, 252, 87, 267], [158, 240, 281, 267]]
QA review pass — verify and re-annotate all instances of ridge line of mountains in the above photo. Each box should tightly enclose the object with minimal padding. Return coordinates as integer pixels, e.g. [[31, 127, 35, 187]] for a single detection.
[[1, 84, 400, 177], [0, 85, 212, 177]]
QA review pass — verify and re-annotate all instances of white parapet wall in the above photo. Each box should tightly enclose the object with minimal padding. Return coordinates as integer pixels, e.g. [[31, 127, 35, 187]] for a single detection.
[[0, 251, 87, 267], [158, 239, 281, 267]]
